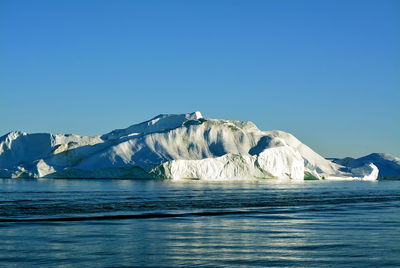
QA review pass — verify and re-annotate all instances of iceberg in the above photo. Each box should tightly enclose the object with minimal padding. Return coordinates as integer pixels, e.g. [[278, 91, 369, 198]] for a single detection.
[[0, 112, 381, 180], [329, 153, 400, 179]]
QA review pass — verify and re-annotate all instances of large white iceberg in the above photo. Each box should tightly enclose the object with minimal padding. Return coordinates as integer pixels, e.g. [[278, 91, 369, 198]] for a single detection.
[[0, 112, 379, 180]]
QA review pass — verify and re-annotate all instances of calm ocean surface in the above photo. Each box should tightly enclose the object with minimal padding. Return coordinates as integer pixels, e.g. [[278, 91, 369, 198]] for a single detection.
[[0, 178, 399, 267]]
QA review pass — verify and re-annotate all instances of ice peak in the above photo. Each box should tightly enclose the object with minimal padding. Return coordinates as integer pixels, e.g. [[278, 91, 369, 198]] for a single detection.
[[191, 111, 203, 120], [102, 112, 204, 140], [152, 111, 203, 121]]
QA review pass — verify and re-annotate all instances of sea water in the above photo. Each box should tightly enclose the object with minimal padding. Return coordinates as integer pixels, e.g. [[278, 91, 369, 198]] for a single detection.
[[0, 179, 399, 267]]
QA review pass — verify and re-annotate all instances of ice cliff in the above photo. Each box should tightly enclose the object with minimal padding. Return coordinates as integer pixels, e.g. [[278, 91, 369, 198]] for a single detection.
[[0, 112, 381, 180]]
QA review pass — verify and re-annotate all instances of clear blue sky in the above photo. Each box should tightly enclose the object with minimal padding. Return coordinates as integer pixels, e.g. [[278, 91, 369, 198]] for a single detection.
[[1, 0, 399, 158]]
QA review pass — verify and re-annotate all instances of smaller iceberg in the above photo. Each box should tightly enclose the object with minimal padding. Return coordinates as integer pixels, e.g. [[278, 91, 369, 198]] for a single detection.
[[330, 153, 400, 179], [326, 163, 379, 181]]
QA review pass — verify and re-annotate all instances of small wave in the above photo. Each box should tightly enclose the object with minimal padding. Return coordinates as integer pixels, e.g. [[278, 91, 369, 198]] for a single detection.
[[0, 210, 277, 222]]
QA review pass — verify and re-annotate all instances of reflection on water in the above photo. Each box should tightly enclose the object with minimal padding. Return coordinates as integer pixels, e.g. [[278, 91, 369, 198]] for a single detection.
[[0, 179, 399, 267]]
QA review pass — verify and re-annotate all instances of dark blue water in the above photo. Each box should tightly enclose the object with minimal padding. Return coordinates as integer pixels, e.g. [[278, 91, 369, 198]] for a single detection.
[[0, 179, 399, 267]]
